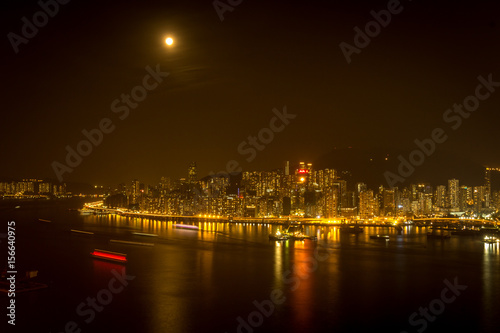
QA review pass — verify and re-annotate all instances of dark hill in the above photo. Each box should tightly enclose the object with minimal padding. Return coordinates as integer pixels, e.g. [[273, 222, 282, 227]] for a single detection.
[[314, 147, 485, 190]]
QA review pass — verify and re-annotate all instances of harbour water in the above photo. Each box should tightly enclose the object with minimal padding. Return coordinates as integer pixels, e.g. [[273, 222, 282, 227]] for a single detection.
[[1, 200, 500, 333]]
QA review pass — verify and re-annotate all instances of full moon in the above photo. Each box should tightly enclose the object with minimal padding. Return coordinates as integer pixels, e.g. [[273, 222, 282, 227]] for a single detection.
[[166, 37, 173, 45]]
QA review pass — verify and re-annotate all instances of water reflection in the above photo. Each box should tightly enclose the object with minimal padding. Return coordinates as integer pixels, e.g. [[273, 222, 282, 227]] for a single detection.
[[63, 213, 500, 332], [482, 241, 500, 331], [274, 241, 284, 291], [289, 241, 316, 329]]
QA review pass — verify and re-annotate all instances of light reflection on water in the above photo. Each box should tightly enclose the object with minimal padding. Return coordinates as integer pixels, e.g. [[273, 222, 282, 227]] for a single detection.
[[3, 204, 500, 333]]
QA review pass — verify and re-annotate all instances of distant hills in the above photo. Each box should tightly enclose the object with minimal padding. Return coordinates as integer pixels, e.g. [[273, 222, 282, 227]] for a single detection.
[[314, 147, 486, 190]]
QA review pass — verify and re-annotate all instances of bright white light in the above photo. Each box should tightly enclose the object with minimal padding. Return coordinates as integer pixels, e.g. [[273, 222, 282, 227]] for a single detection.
[[166, 37, 173, 45]]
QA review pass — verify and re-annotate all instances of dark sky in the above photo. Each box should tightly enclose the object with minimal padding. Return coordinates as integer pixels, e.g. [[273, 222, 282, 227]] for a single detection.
[[1, 0, 500, 186]]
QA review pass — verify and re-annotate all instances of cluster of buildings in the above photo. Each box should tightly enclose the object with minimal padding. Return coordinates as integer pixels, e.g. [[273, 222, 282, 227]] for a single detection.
[[0, 179, 67, 197], [105, 163, 500, 219]]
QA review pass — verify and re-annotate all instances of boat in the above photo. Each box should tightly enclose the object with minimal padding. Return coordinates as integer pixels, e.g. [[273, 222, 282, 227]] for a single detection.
[[480, 226, 499, 235], [339, 225, 364, 234], [78, 209, 93, 216], [451, 229, 480, 236], [284, 224, 305, 240], [483, 235, 500, 244], [429, 226, 455, 230], [268, 234, 289, 241], [90, 249, 127, 263], [268, 230, 289, 241], [370, 234, 389, 240], [110, 239, 154, 247], [71, 229, 94, 235], [281, 223, 317, 240], [173, 224, 199, 230], [304, 235, 318, 241], [132, 232, 159, 237], [289, 234, 306, 240], [427, 232, 451, 239]]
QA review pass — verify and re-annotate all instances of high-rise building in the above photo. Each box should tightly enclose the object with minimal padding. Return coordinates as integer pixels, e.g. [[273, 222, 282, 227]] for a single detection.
[[131, 179, 141, 205], [485, 167, 500, 205], [188, 162, 197, 184], [459, 186, 473, 211], [356, 183, 367, 194], [474, 186, 487, 211], [359, 190, 375, 219], [38, 182, 52, 194], [17, 180, 34, 194], [296, 162, 312, 185], [485, 167, 491, 199], [492, 191, 500, 210], [382, 189, 395, 216], [435, 185, 447, 209], [448, 179, 459, 211], [323, 186, 338, 218]]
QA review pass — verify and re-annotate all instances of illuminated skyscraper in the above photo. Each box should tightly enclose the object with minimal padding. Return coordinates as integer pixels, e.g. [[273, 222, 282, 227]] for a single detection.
[[485, 167, 491, 198], [474, 186, 487, 211], [296, 162, 312, 185], [131, 179, 140, 205], [435, 185, 447, 209], [448, 179, 459, 211], [359, 190, 375, 219], [188, 162, 197, 184], [323, 186, 338, 218], [459, 186, 473, 211], [382, 189, 395, 216], [485, 167, 500, 205]]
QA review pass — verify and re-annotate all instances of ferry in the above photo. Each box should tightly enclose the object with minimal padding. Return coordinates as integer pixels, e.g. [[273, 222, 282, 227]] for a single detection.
[[71, 229, 94, 235], [451, 229, 480, 237], [480, 226, 499, 235], [281, 223, 317, 240], [78, 209, 93, 216], [339, 225, 364, 234], [370, 234, 389, 240], [110, 239, 154, 247], [269, 230, 289, 241], [132, 232, 159, 237], [90, 249, 127, 263], [483, 235, 500, 244], [173, 224, 199, 230]]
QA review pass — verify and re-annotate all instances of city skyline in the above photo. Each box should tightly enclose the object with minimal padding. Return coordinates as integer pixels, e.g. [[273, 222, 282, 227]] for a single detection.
[[90, 162, 500, 219], [3, 161, 499, 220], [2, 158, 500, 190]]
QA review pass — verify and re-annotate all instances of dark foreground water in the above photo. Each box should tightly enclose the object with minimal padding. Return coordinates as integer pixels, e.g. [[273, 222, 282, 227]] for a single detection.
[[1, 200, 500, 333]]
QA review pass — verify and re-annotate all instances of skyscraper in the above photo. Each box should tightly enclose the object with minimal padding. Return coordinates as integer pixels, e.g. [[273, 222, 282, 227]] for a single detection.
[[474, 186, 486, 211], [131, 179, 140, 205], [359, 190, 375, 219], [448, 179, 459, 211], [435, 185, 447, 209], [188, 162, 197, 184], [459, 186, 472, 211]]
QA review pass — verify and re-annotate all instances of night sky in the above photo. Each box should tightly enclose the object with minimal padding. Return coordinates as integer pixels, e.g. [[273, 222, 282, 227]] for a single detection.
[[1, 0, 500, 186]]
